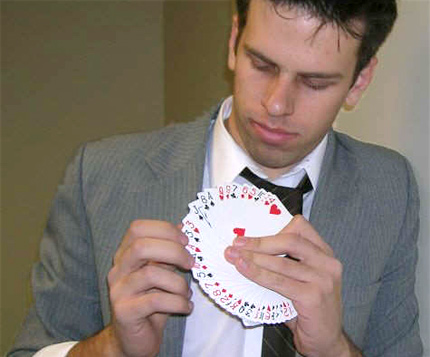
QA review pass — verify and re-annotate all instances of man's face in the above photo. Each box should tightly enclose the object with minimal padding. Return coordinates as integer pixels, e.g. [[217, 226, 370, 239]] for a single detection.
[[227, 0, 375, 177]]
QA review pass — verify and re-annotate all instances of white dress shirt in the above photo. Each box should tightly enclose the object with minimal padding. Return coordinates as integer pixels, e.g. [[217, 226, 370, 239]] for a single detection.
[[33, 96, 327, 357]]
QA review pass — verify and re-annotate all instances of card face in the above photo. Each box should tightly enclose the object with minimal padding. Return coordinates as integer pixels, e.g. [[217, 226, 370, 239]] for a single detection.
[[182, 183, 297, 325]]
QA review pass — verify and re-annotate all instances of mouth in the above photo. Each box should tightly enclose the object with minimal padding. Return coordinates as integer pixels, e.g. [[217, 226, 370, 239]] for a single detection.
[[249, 120, 298, 145]]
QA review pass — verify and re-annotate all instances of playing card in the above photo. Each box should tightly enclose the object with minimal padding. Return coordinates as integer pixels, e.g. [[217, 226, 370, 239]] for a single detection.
[[182, 182, 298, 325]]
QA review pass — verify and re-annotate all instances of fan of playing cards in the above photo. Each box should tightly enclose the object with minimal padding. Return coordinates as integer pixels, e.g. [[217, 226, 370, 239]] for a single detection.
[[182, 182, 297, 326]]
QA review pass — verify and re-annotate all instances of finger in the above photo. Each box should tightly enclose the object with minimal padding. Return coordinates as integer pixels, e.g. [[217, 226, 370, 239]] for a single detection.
[[227, 252, 310, 301], [229, 233, 340, 279], [115, 220, 188, 263], [231, 232, 326, 263], [113, 291, 193, 324], [109, 265, 190, 303], [280, 215, 333, 255], [225, 248, 318, 283], [226, 249, 342, 306], [112, 238, 194, 279]]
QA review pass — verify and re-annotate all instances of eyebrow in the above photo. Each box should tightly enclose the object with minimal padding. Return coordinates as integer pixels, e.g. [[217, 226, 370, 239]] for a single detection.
[[244, 44, 277, 67], [244, 44, 344, 80]]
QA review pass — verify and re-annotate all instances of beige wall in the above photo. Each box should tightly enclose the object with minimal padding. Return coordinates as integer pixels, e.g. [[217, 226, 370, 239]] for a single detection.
[[164, 1, 232, 123], [2, 1, 232, 354], [2, 1, 165, 353]]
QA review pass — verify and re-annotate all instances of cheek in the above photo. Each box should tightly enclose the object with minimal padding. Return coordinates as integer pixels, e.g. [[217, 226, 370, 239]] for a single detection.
[[303, 89, 346, 118], [297, 95, 344, 134]]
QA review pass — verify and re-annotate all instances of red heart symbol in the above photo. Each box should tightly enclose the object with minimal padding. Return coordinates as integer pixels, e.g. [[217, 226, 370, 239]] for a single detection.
[[270, 204, 281, 215], [194, 228, 199, 233], [195, 247, 201, 252], [233, 227, 246, 236]]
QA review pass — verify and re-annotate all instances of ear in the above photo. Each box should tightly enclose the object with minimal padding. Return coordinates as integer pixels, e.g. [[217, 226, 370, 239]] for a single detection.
[[344, 57, 378, 107], [228, 15, 239, 71]]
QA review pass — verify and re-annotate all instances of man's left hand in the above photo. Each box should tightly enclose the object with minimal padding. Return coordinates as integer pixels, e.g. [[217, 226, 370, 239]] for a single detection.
[[224, 215, 360, 357]]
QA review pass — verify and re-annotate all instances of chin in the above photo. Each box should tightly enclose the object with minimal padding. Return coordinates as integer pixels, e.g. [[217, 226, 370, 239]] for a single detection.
[[250, 150, 295, 170]]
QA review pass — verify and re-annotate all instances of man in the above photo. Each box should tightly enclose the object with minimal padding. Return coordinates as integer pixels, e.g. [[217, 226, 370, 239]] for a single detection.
[[9, 0, 422, 356]]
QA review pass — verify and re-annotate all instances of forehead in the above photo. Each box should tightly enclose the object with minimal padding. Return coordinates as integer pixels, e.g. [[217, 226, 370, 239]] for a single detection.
[[243, 0, 361, 75]]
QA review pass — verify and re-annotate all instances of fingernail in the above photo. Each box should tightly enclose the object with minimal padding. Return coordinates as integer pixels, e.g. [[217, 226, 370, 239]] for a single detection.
[[233, 236, 246, 246], [188, 301, 194, 312], [188, 288, 193, 299], [179, 233, 188, 245], [188, 255, 195, 267]]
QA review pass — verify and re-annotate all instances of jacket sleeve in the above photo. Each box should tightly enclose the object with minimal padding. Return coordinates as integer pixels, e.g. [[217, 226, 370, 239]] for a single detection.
[[363, 157, 423, 356], [8, 145, 104, 356]]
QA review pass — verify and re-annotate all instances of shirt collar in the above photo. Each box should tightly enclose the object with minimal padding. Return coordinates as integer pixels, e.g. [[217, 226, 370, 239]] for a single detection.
[[209, 96, 327, 189]]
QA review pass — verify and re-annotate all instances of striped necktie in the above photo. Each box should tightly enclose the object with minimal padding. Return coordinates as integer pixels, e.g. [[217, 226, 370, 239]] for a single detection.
[[239, 167, 313, 356]]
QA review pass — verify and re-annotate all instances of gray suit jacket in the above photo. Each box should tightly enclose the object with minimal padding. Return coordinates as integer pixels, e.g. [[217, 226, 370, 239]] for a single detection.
[[9, 106, 422, 356]]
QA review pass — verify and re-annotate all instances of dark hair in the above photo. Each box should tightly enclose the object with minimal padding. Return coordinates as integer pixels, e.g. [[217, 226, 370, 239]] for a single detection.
[[236, 0, 397, 80]]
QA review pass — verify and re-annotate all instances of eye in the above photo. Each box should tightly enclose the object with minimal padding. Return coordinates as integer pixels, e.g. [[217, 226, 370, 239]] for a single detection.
[[251, 59, 271, 72], [302, 78, 332, 91], [249, 56, 277, 74]]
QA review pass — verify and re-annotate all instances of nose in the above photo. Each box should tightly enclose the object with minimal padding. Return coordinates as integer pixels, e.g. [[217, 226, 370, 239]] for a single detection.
[[261, 77, 295, 117]]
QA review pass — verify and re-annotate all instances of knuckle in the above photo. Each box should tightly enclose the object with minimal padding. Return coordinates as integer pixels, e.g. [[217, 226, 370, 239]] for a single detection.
[[145, 293, 161, 311], [128, 219, 148, 236], [291, 214, 306, 226], [250, 237, 261, 249], [109, 284, 121, 305], [325, 244, 335, 257], [331, 259, 343, 279], [306, 286, 324, 307], [140, 265, 158, 285], [107, 267, 118, 287], [272, 273, 287, 290], [129, 239, 148, 259], [321, 277, 336, 296], [111, 299, 127, 320]]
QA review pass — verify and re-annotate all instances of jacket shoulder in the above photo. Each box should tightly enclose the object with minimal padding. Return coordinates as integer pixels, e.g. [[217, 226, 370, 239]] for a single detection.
[[76, 114, 212, 184], [332, 130, 411, 176]]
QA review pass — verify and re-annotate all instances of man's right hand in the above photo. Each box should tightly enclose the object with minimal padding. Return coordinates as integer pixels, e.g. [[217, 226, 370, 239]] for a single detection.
[[68, 220, 195, 357]]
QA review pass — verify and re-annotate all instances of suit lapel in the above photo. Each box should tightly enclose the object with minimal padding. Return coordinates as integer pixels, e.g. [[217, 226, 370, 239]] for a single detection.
[[310, 130, 363, 258], [143, 110, 219, 357]]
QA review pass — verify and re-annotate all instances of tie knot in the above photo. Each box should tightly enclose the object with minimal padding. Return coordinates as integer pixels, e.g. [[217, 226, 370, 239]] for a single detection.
[[239, 167, 313, 216]]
